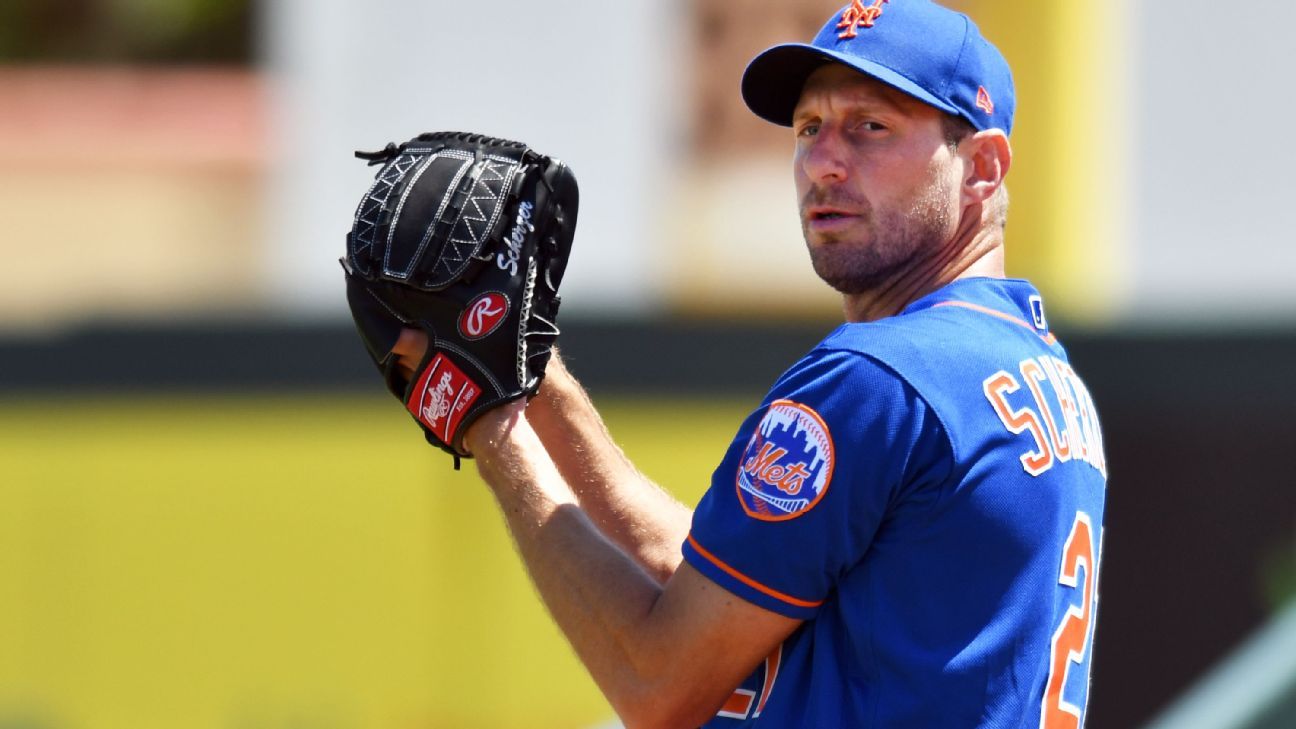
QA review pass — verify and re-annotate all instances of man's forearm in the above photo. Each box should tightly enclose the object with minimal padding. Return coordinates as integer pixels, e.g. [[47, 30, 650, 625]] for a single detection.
[[466, 406, 765, 728], [526, 355, 693, 583]]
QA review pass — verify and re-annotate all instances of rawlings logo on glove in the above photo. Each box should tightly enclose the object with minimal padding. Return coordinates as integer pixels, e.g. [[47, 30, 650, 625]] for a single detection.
[[459, 293, 510, 339], [408, 353, 481, 442], [340, 131, 579, 460]]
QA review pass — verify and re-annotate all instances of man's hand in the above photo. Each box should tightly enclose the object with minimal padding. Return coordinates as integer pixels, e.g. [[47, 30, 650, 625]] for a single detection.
[[390, 326, 523, 458], [390, 327, 429, 383]]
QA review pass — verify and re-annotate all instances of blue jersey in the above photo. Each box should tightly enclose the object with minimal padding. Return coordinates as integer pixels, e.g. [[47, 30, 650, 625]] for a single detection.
[[683, 278, 1107, 727]]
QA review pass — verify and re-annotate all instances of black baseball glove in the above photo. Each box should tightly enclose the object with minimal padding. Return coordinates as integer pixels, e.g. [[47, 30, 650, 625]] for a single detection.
[[341, 131, 578, 461]]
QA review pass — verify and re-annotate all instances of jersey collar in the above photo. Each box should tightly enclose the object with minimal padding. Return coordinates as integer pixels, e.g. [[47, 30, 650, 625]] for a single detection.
[[902, 278, 1054, 340]]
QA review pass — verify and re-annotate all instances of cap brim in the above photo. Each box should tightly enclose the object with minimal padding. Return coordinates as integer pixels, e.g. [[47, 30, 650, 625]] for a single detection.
[[741, 43, 961, 127]]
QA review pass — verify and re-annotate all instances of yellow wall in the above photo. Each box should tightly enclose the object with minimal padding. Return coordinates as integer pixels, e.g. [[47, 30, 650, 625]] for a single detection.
[[0, 395, 750, 729], [964, 0, 1131, 322]]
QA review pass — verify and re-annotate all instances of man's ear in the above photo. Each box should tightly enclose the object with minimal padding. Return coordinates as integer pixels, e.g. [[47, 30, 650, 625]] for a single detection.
[[960, 130, 1012, 205]]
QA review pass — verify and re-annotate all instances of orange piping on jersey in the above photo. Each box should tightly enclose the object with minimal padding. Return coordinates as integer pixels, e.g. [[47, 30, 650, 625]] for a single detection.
[[932, 300, 1059, 345], [686, 534, 824, 609]]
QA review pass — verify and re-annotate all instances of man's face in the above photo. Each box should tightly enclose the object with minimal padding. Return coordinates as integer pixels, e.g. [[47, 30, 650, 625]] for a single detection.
[[792, 64, 964, 295]]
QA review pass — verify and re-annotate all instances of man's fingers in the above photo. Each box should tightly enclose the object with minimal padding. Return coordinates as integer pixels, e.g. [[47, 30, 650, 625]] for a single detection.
[[390, 327, 430, 380]]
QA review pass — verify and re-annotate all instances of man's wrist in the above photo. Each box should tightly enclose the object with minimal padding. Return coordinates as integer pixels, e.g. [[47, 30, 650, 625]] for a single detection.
[[463, 400, 527, 457], [535, 350, 574, 401]]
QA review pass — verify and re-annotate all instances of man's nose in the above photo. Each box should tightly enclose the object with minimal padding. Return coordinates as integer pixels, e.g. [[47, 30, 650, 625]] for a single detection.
[[799, 128, 849, 184]]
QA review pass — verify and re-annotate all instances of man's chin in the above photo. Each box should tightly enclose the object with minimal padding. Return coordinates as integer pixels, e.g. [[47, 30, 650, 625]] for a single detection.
[[816, 274, 880, 296], [809, 249, 910, 296], [810, 262, 885, 295]]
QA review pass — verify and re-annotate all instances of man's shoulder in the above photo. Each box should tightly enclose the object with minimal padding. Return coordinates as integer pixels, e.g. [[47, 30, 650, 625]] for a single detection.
[[770, 309, 999, 404], [776, 337, 910, 398], [809, 308, 1000, 382], [760, 341, 933, 437], [824, 308, 979, 351]]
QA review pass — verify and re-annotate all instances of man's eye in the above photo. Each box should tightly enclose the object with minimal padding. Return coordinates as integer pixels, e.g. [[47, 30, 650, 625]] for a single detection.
[[858, 121, 887, 132], [797, 123, 820, 138]]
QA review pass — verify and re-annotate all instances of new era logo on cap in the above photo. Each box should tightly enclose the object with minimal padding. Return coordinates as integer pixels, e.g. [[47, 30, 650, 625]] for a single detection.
[[976, 86, 994, 114], [742, 0, 1015, 136]]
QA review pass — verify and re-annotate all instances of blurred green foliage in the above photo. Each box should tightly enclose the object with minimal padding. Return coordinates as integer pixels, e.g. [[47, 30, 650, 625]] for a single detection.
[[0, 0, 253, 63], [1262, 536, 1296, 611]]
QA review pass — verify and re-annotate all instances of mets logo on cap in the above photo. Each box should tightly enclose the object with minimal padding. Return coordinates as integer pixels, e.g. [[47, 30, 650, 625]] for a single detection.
[[736, 400, 835, 521]]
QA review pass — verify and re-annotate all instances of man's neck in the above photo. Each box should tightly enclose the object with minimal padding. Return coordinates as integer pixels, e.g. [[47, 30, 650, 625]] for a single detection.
[[841, 223, 1006, 323]]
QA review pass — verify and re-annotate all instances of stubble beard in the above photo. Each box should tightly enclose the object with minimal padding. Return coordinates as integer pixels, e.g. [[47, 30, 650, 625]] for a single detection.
[[801, 175, 956, 296]]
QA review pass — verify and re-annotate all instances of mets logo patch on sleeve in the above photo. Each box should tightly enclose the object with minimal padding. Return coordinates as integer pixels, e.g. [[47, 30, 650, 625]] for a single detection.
[[736, 400, 835, 521]]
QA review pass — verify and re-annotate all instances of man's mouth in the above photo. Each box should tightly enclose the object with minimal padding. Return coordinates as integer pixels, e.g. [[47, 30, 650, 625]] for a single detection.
[[806, 207, 859, 225]]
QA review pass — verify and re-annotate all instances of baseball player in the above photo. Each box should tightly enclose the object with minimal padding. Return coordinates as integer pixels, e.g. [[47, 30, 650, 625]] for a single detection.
[[384, 1, 1108, 726]]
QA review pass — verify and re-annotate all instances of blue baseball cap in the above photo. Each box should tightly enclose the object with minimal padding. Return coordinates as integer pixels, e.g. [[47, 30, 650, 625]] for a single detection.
[[742, 0, 1015, 135]]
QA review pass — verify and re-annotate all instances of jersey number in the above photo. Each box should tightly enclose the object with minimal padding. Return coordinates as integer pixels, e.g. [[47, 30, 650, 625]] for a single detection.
[[1041, 512, 1098, 729], [717, 645, 782, 720]]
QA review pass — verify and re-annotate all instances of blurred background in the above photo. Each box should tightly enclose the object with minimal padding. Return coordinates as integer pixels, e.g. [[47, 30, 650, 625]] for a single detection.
[[1, 1, 1294, 727]]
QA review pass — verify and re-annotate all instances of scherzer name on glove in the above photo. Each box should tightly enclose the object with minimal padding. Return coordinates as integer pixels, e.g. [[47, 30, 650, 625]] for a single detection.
[[340, 131, 579, 460]]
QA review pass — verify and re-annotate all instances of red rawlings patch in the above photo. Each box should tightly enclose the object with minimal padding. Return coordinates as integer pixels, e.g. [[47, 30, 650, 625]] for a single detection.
[[458, 292, 510, 340], [407, 354, 482, 443]]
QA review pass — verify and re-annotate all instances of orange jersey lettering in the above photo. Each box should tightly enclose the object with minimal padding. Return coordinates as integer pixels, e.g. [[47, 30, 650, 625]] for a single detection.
[[984, 370, 1054, 476], [984, 359, 1106, 478]]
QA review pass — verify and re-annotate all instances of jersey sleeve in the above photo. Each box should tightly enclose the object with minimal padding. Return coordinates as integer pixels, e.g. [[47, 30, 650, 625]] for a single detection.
[[682, 347, 952, 620]]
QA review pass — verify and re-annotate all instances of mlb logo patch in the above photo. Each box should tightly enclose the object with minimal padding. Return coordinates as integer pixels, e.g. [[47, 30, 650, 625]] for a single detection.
[[1029, 295, 1048, 331], [736, 400, 835, 521]]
